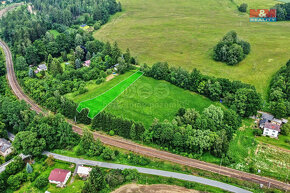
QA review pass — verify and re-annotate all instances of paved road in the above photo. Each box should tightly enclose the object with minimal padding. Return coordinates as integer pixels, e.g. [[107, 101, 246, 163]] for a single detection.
[[0, 154, 30, 173], [43, 152, 252, 193], [0, 5, 289, 192]]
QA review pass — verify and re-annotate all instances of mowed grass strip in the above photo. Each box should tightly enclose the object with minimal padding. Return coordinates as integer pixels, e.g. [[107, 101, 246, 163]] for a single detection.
[[77, 71, 143, 118], [105, 75, 223, 127]]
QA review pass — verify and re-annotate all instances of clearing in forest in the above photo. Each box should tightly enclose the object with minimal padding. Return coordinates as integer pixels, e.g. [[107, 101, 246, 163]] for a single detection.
[[77, 71, 143, 118]]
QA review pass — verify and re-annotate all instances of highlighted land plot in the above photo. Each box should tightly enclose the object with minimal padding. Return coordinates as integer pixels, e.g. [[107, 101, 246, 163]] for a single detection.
[[77, 71, 144, 118]]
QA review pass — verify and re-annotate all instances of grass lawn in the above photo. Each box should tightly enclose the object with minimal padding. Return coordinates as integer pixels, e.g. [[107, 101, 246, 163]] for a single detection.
[[256, 134, 290, 150], [233, 0, 280, 9], [77, 71, 144, 118], [69, 71, 223, 127], [105, 74, 222, 127], [94, 0, 290, 98]]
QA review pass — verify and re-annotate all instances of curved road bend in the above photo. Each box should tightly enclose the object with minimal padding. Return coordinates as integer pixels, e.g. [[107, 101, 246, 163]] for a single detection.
[[44, 152, 252, 193], [1, 40, 289, 191]]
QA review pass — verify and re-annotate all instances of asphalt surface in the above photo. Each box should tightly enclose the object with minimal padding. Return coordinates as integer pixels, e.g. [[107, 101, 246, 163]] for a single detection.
[[43, 152, 252, 193]]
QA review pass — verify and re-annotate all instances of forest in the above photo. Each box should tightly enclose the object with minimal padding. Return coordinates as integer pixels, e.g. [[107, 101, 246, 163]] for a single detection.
[[268, 60, 290, 118]]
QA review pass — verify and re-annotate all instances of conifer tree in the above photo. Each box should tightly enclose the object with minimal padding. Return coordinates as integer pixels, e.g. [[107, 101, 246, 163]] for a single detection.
[[26, 163, 33, 173]]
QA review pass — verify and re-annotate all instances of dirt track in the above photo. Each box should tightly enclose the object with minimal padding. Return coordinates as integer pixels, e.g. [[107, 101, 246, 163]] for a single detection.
[[0, 8, 289, 192], [112, 184, 200, 193]]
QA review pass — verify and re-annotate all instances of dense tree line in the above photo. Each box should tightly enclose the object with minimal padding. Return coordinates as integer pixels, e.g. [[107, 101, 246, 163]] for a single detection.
[[0, 156, 25, 192], [92, 111, 145, 140], [30, 0, 121, 26], [141, 62, 261, 117], [213, 31, 251, 65], [144, 105, 241, 158], [268, 60, 290, 118], [273, 3, 290, 21], [1, 0, 121, 54], [0, 96, 79, 156]]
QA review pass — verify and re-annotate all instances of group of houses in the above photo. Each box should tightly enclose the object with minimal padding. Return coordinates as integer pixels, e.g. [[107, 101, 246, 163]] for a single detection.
[[258, 112, 288, 138], [48, 165, 92, 187]]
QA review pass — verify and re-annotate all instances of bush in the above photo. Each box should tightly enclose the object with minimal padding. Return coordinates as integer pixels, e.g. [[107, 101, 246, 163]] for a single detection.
[[238, 3, 248, 12], [101, 147, 115, 160], [109, 130, 115, 136], [122, 169, 139, 181], [28, 172, 39, 182], [96, 78, 104, 85], [34, 176, 49, 189], [45, 155, 55, 167], [105, 169, 124, 187], [253, 129, 262, 136], [94, 21, 102, 30]]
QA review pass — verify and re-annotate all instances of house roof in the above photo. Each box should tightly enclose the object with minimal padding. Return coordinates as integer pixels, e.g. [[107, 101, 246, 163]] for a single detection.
[[49, 169, 70, 182], [38, 64, 47, 70], [261, 113, 274, 121], [80, 24, 87, 27], [259, 118, 267, 125], [264, 122, 281, 132], [77, 166, 92, 175], [0, 138, 11, 153], [272, 118, 282, 124]]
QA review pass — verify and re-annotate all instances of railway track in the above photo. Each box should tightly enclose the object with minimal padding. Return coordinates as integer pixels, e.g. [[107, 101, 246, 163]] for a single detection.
[[1, 40, 289, 191]]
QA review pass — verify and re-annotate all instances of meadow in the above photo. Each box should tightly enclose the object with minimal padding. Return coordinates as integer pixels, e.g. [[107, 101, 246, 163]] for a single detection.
[[69, 71, 221, 127], [77, 71, 143, 118], [94, 0, 290, 98]]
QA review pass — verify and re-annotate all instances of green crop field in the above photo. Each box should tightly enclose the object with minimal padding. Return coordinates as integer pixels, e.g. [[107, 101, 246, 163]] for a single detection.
[[94, 0, 290, 98], [70, 71, 221, 127], [77, 71, 144, 118]]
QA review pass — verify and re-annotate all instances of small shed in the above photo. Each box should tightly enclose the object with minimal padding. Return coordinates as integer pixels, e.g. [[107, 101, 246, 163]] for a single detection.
[[77, 166, 92, 178]]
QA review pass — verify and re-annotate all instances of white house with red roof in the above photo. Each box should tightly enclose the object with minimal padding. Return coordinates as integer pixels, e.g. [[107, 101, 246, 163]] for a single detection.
[[263, 122, 281, 138], [48, 169, 71, 185]]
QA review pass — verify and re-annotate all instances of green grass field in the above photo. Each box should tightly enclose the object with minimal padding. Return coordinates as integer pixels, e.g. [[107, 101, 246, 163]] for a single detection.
[[94, 0, 290, 98], [105, 75, 223, 127], [70, 71, 221, 127], [77, 71, 144, 118]]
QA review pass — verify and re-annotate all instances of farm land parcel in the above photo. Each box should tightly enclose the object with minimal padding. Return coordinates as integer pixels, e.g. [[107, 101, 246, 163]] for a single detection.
[[94, 0, 290, 98], [77, 71, 144, 118]]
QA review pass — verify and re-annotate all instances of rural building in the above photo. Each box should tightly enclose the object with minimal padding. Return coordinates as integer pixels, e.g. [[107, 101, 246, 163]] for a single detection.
[[48, 169, 71, 185], [80, 24, 90, 31], [0, 138, 12, 157], [258, 112, 288, 138], [112, 63, 119, 71], [83, 60, 91, 67], [76, 166, 92, 178], [37, 64, 48, 72], [1, 1, 6, 5], [262, 122, 281, 138]]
